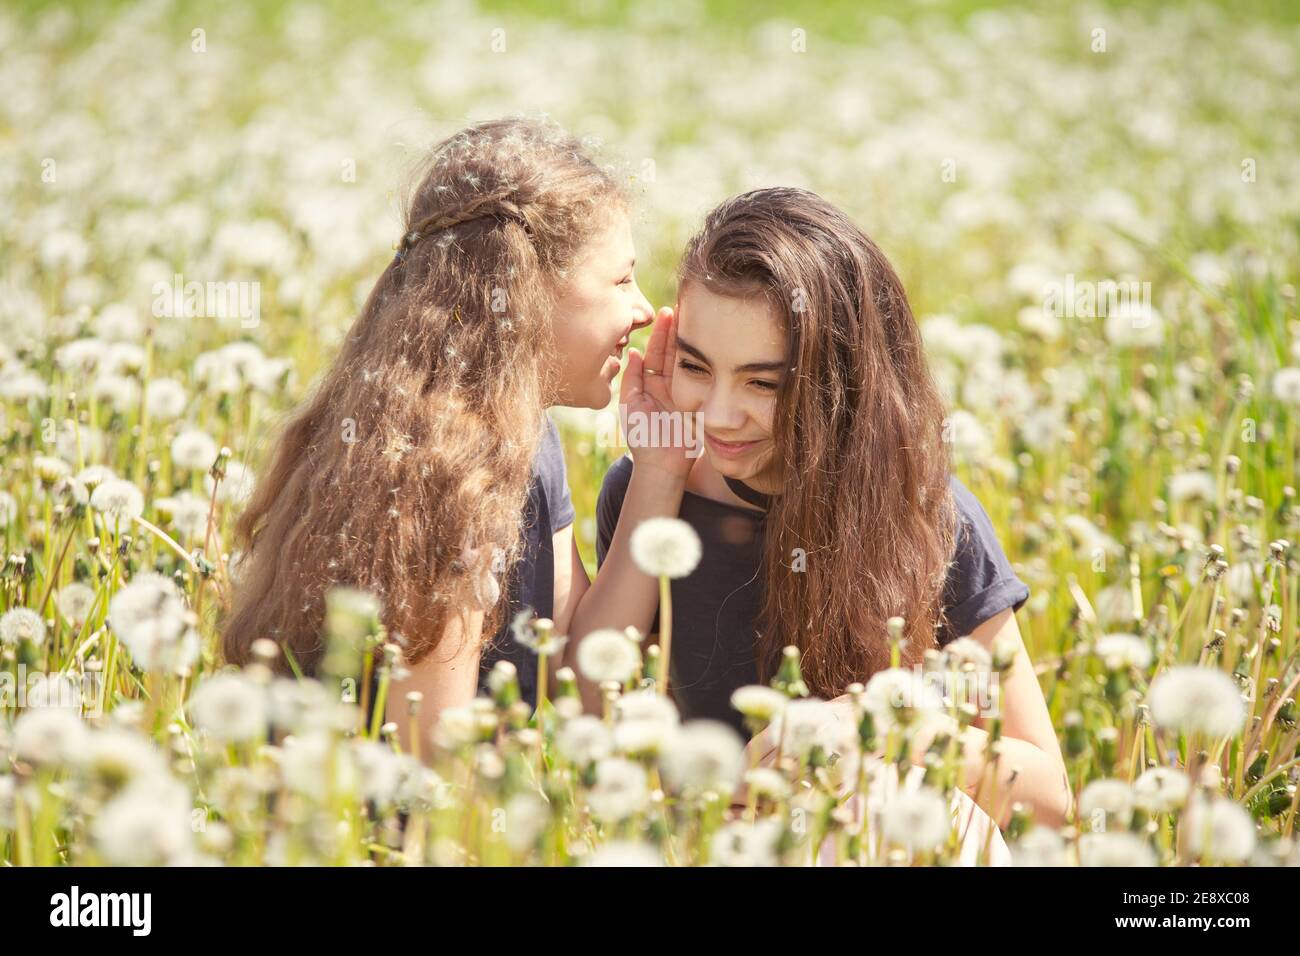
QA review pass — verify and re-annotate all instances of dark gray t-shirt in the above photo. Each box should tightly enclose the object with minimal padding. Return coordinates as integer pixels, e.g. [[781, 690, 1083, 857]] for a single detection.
[[365, 416, 573, 720], [595, 455, 1029, 738], [475, 415, 575, 706]]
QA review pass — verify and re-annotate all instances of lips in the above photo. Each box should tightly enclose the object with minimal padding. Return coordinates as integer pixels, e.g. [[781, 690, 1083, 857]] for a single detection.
[[705, 432, 761, 458]]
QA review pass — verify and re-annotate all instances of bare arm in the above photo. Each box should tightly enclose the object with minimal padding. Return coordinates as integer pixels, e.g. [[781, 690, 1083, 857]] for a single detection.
[[385, 607, 484, 763], [566, 308, 693, 702], [922, 608, 1073, 829], [566, 464, 685, 644]]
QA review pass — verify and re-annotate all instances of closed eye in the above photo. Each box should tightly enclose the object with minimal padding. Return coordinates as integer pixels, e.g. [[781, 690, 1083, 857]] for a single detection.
[[618, 273, 635, 286], [677, 358, 709, 376], [751, 379, 778, 391]]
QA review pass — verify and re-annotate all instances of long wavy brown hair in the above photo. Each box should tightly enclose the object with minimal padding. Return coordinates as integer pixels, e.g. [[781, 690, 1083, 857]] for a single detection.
[[678, 187, 960, 698], [222, 117, 625, 675]]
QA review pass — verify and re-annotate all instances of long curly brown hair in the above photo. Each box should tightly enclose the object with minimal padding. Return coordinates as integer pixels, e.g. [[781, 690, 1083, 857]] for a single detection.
[[678, 187, 960, 697], [222, 117, 625, 675]]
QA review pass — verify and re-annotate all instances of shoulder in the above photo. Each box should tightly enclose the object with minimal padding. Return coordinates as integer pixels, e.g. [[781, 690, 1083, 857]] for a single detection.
[[594, 454, 635, 560], [535, 414, 574, 529], [596, 453, 634, 526], [939, 473, 1030, 641], [599, 453, 635, 503]]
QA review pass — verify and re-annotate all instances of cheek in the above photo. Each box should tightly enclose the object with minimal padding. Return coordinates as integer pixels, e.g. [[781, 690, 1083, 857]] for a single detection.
[[671, 377, 705, 411], [751, 397, 776, 435]]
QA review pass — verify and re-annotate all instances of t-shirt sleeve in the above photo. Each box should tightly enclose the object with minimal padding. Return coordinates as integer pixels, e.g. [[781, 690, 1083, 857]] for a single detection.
[[941, 476, 1030, 643], [538, 416, 575, 532], [595, 455, 661, 634], [595, 454, 634, 566]]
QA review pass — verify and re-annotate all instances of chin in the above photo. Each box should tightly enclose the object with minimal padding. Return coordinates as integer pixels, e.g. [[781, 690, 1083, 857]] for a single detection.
[[580, 383, 615, 410], [708, 448, 774, 484]]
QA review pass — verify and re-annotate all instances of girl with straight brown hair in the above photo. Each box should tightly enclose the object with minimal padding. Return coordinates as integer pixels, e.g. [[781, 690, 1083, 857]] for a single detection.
[[570, 187, 1072, 830]]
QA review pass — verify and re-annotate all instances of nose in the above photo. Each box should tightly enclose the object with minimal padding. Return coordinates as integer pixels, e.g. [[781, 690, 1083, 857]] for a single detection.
[[630, 288, 654, 332], [699, 383, 746, 432]]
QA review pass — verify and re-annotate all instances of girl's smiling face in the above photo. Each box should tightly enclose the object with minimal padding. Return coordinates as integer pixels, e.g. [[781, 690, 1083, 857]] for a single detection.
[[551, 208, 654, 409], [672, 281, 788, 491]]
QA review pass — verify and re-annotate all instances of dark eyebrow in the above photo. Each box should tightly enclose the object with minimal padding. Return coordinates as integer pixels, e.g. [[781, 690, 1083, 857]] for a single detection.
[[676, 335, 785, 375]]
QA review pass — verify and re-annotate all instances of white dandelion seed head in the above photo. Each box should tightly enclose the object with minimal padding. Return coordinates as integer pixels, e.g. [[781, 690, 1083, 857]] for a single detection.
[[502, 791, 551, 852], [0, 607, 47, 647], [1183, 792, 1256, 863], [1271, 367, 1300, 406], [1093, 633, 1152, 671], [863, 667, 944, 728], [145, 377, 189, 420], [55, 582, 97, 625], [430, 705, 479, 749], [660, 720, 745, 794], [76, 726, 170, 790], [1078, 831, 1157, 866], [1133, 766, 1191, 813], [155, 491, 210, 542], [33, 455, 72, 485], [614, 687, 680, 726], [1147, 665, 1245, 739], [170, 428, 218, 471], [587, 757, 650, 822], [91, 373, 140, 413], [350, 738, 403, 805], [1079, 778, 1136, 827], [485, 659, 517, 697], [575, 628, 641, 684], [709, 818, 783, 866], [91, 775, 195, 866], [767, 697, 858, 761], [0, 490, 17, 527], [1168, 470, 1216, 504], [280, 730, 358, 800], [729, 684, 788, 723], [13, 706, 88, 766], [582, 840, 664, 867], [743, 766, 792, 801], [629, 516, 702, 578], [1009, 826, 1067, 866], [108, 572, 198, 672], [879, 785, 950, 851], [89, 477, 144, 521], [187, 672, 269, 744], [1103, 302, 1164, 348], [25, 672, 83, 710], [942, 636, 992, 672], [555, 715, 613, 766], [267, 677, 332, 733], [75, 464, 116, 490], [205, 460, 255, 506]]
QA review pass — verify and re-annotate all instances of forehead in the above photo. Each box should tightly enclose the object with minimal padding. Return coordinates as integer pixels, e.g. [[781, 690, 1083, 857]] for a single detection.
[[576, 207, 634, 264], [677, 283, 787, 362]]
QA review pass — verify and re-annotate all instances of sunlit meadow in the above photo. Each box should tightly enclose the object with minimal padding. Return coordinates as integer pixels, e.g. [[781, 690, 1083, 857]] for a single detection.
[[2, 0, 1299, 866]]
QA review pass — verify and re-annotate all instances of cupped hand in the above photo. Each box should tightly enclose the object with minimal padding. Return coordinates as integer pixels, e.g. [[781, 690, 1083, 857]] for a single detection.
[[619, 305, 698, 479]]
